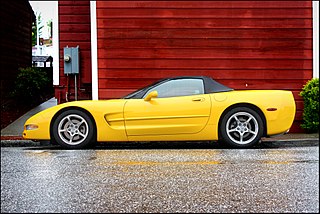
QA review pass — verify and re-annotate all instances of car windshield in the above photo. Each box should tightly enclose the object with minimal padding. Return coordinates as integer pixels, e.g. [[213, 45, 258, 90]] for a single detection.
[[122, 80, 163, 99], [122, 87, 146, 99]]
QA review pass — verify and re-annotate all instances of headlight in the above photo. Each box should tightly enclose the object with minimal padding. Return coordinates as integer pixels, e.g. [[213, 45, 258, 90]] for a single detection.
[[25, 124, 39, 130]]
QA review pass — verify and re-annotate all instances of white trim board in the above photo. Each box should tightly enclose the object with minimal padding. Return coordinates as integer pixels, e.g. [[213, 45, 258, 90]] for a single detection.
[[90, 1, 99, 100], [313, 1, 319, 78], [53, 1, 59, 85]]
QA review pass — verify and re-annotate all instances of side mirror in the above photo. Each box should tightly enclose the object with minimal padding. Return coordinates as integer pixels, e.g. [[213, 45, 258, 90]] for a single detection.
[[144, 91, 158, 101]]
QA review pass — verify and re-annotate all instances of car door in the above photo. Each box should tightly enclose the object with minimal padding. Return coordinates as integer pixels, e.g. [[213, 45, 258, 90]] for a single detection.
[[123, 78, 211, 136]]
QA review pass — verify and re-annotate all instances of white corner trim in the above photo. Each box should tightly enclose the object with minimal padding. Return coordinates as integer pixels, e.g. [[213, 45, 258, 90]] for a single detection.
[[53, 1, 59, 85], [313, 1, 319, 78], [90, 1, 99, 100]]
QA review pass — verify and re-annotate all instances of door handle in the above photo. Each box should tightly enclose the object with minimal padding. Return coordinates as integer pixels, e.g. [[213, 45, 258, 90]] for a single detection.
[[192, 98, 205, 102]]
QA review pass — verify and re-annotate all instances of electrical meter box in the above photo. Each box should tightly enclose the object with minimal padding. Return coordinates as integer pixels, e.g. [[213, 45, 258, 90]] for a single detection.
[[64, 46, 79, 74]]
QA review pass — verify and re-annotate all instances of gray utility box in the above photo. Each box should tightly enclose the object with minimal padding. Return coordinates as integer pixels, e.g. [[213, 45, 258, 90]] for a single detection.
[[64, 46, 79, 74]]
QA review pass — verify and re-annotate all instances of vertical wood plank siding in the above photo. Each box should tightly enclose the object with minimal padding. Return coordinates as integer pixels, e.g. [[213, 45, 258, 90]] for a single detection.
[[96, 0, 312, 132], [58, 0, 92, 101]]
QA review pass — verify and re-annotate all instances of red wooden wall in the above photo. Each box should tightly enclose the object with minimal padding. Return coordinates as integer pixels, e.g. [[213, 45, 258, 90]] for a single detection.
[[57, 1, 313, 132], [57, 0, 92, 102], [96, 0, 313, 132]]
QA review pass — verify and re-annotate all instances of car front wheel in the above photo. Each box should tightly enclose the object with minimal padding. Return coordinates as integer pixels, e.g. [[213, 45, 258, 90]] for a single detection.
[[220, 107, 264, 148], [52, 109, 95, 149]]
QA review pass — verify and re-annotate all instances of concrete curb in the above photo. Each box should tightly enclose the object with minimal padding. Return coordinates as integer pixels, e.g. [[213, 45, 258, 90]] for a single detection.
[[260, 138, 319, 148], [1, 138, 319, 148], [0, 140, 41, 147]]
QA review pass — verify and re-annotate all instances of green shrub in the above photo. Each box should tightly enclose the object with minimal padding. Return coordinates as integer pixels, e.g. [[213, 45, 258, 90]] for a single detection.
[[299, 78, 319, 133], [12, 67, 51, 105]]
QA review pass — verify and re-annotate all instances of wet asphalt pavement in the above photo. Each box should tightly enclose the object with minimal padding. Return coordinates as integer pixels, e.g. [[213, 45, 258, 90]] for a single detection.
[[1, 144, 319, 213]]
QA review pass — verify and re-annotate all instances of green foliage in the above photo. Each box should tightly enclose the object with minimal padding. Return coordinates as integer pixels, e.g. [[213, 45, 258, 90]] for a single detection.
[[299, 78, 319, 133], [12, 67, 51, 105]]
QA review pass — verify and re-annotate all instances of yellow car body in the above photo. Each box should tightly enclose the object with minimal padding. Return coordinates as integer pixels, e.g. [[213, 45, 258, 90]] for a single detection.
[[23, 76, 296, 148]]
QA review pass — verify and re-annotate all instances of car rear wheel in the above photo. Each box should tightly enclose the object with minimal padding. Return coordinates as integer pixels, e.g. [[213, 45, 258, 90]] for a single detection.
[[220, 107, 263, 148], [52, 109, 95, 149]]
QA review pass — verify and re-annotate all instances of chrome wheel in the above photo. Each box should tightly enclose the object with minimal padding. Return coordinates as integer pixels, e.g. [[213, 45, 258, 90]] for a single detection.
[[220, 107, 264, 148], [226, 112, 259, 145], [58, 114, 89, 145], [52, 109, 96, 149]]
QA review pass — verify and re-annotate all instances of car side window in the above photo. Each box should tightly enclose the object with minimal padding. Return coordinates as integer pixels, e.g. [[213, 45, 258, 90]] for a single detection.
[[143, 79, 205, 98]]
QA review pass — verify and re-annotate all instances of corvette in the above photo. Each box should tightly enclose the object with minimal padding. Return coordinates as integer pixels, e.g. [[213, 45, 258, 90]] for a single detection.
[[23, 76, 296, 149]]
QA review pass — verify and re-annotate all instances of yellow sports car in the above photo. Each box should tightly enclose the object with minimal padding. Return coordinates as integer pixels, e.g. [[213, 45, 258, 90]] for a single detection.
[[23, 76, 296, 149]]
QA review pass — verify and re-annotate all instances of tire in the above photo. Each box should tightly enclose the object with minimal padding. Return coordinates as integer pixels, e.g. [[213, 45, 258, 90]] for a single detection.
[[220, 107, 264, 148], [52, 109, 95, 149]]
